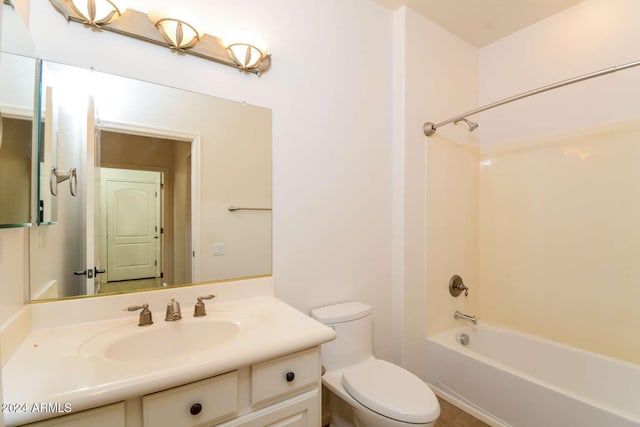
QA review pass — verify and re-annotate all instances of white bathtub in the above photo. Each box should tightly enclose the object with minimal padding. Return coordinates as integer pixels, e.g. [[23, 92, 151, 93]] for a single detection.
[[424, 323, 640, 427]]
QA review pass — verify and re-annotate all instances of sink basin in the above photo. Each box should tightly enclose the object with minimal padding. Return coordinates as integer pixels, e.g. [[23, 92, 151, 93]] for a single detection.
[[106, 319, 240, 362], [79, 315, 244, 363]]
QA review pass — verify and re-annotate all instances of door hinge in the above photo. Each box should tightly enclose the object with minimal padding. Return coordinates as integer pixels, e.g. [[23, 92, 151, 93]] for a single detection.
[[161, 227, 164, 234], [160, 272, 164, 279], [155, 260, 158, 267]]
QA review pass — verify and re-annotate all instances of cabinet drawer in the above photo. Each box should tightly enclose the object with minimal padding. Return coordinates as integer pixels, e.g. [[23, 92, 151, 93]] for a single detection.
[[233, 389, 319, 427], [23, 402, 125, 427], [251, 348, 320, 406], [143, 371, 238, 427]]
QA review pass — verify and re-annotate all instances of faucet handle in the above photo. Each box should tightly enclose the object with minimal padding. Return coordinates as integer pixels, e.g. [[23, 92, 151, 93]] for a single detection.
[[125, 303, 153, 326], [449, 275, 470, 297], [194, 295, 216, 317]]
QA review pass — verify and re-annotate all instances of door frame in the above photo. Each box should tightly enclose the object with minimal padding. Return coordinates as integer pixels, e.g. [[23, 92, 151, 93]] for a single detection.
[[101, 167, 162, 282], [95, 120, 201, 283]]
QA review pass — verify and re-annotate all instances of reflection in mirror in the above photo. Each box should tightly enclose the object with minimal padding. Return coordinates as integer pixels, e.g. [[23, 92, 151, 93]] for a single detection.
[[30, 60, 272, 301], [0, 51, 36, 228]]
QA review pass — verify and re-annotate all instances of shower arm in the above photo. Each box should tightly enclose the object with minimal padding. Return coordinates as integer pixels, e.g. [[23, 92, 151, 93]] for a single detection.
[[423, 58, 640, 137]]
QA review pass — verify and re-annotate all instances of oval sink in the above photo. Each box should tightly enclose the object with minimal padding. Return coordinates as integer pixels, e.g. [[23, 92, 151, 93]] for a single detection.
[[79, 316, 244, 363], [106, 319, 240, 362]]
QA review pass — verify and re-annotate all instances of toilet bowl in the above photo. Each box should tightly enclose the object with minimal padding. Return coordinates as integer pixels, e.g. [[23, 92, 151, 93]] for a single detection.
[[312, 302, 440, 427]]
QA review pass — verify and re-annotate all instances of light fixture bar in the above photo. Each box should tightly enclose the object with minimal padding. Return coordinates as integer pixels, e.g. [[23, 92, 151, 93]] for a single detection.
[[49, 0, 271, 76]]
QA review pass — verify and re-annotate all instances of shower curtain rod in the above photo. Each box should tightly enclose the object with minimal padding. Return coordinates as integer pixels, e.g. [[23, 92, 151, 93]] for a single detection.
[[423, 58, 640, 137]]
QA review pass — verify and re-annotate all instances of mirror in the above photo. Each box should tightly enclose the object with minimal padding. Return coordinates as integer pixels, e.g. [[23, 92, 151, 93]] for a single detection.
[[29, 60, 272, 301], [0, 51, 36, 228]]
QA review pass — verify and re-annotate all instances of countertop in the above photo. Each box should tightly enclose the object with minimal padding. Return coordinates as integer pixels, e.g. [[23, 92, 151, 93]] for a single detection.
[[2, 296, 335, 426]]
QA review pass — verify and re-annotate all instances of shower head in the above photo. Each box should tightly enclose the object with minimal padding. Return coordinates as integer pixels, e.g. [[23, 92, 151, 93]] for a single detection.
[[454, 118, 479, 132]]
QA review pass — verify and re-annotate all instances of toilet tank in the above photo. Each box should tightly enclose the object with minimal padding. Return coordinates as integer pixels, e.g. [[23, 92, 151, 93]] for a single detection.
[[311, 302, 373, 371]]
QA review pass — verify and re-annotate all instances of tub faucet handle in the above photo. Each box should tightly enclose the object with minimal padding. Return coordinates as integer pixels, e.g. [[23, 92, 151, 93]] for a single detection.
[[449, 275, 469, 297]]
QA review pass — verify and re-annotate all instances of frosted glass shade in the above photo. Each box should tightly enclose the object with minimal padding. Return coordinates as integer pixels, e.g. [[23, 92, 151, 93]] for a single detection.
[[68, 0, 125, 25], [155, 18, 201, 50], [227, 43, 265, 70]]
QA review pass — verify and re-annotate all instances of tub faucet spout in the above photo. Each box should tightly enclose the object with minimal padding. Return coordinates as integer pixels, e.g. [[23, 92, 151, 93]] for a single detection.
[[454, 310, 477, 325]]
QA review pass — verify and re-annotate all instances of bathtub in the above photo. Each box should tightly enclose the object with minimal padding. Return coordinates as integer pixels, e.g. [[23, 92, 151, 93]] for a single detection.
[[424, 323, 640, 427]]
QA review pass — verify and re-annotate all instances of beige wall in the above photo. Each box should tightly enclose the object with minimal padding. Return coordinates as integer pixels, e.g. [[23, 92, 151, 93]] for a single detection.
[[426, 137, 479, 335], [478, 119, 640, 364], [474, 0, 640, 364], [0, 118, 31, 224]]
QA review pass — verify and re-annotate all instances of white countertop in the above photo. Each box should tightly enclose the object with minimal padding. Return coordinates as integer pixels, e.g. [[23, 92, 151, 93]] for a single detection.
[[2, 295, 335, 426]]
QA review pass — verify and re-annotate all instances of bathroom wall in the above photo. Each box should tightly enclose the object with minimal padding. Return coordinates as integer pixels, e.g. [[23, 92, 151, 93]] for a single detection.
[[477, 0, 640, 363], [479, 119, 640, 364], [394, 7, 478, 375], [3, 0, 397, 360], [426, 138, 479, 336], [0, 52, 34, 226], [0, 1, 34, 328]]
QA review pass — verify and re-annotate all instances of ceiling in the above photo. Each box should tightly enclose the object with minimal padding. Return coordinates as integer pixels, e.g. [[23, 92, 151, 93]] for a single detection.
[[372, 0, 585, 47]]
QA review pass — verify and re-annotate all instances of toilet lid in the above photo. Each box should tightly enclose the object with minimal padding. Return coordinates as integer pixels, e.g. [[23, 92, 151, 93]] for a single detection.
[[342, 359, 439, 423]]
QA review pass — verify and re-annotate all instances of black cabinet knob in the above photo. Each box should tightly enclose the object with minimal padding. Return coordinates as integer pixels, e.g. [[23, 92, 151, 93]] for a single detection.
[[285, 371, 295, 382], [190, 403, 202, 415]]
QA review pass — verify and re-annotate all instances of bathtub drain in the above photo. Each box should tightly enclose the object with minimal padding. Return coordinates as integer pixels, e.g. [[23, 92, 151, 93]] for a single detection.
[[458, 333, 470, 346]]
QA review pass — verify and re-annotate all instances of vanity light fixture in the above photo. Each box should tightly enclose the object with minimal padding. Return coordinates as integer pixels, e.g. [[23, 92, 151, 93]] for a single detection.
[[155, 18, 201, 51], [49, 0, 272, 76], [67, 0, 125, 27]]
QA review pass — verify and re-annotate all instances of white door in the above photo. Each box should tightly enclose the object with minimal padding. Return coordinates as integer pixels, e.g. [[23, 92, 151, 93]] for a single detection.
[[103, 168, 161, 282]]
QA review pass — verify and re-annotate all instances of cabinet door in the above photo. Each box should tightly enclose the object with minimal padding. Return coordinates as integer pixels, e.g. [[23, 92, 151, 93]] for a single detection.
[[230, 389, 319, 427], [22, 403, 125, 427]]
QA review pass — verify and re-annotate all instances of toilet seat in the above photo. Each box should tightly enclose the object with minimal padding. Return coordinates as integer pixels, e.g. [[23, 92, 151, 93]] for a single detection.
[[342, 358, 439, 424]]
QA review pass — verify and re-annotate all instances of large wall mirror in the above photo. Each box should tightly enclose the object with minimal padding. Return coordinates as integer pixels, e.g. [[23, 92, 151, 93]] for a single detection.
[[0, 51, 36, 228], [30, 60, 272, 301]]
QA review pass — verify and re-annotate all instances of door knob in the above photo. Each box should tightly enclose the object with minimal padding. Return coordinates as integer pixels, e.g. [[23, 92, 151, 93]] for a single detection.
[[73, 269, 94, 278], [94, 267, 106, 275]]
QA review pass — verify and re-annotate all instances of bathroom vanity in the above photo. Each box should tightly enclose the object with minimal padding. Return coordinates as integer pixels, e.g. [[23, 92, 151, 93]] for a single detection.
[[1, 278, 335, 427]]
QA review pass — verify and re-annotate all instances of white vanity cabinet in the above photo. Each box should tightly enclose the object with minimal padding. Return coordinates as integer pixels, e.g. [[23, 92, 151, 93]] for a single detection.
[[19, 347, 321, 427], [20, 403, 125, 427]]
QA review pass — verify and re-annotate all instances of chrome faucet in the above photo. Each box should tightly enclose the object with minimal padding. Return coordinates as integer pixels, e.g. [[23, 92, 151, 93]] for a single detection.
[[454, 310, 477, 325], [165, 298, 182, 321], [194, 295, 216, 317], [126, 303, 153, 326]]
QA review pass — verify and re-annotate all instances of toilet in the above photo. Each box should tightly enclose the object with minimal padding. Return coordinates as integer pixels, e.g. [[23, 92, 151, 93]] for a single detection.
[[311, 302, 440, 427]]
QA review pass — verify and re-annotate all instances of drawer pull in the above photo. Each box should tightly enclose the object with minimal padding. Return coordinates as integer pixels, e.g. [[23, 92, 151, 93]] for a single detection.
[[190, 403, 203, 415], [285, 371, 295, 382]]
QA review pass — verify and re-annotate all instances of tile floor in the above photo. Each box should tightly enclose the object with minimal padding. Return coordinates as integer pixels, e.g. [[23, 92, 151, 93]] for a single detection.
[[435, 398, 490, 427]]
